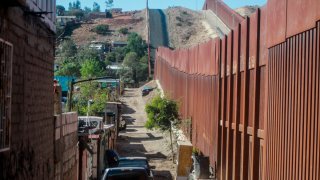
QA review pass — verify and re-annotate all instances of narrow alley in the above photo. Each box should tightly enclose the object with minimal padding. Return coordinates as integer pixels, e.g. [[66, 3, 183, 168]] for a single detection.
[[2, 0, 320, 179], [117, 88, 176, 180]]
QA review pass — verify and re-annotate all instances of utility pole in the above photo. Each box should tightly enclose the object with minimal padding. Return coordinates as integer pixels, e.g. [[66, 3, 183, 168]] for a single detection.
[[146, 0, 151, 79]]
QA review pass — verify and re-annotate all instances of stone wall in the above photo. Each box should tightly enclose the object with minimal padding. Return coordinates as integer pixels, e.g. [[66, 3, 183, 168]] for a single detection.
[[0, 5, 55, 180], [54, 113, 78, 180]]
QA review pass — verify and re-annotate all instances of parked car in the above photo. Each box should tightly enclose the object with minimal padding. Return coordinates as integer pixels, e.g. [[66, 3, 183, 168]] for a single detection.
[[78, 116, 103, 134], [141, 86, 154, 96], [101, 167, 151, 180], [104, 150, 153, 178]]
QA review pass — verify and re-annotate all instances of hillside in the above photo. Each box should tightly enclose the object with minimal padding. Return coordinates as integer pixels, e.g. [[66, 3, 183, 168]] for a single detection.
[[165, 7, 229, 49], [70, 10, 147, 46], [235, 5, 259, 17]]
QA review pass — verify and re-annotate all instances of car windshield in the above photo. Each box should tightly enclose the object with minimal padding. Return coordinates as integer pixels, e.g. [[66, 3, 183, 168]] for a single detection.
[[78, 118, 100, 127], [118, 160, 148, 168]]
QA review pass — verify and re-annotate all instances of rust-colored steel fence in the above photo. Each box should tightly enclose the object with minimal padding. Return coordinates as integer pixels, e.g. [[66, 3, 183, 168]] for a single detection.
[[155, 0, 320, 179]]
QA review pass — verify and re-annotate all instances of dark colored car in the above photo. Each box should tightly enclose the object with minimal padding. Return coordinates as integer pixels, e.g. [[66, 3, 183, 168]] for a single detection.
[[104, 150, 153, 179], [101, 167, 150, 180], [141, 86, 154, 96]]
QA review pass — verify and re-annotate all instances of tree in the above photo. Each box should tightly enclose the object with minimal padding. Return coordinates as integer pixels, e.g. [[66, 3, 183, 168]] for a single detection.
[[68, 9, 85, 19], [92, 24, 109, 35], [105, 52, 116, 63], [75, 83, 109, 116], [105, 0, 114, 18], [90, 91, 108, 115], [145, 95, 180, 161], [56, 5, 65, 16], [106, 0, 114, 9], [136, 55, 148, 81], [93, 2, 101, 12], [77, 46, 101, 63], [113, 47, 125, 62], [69, 0, 81, 10], [118, 27, 129, 35], [124, 33, 147, 58], [80, 59, 105, 78], [121, 52, 138, 83], [55, 59, 81, 77], [59, 39, 77, 58], [84, 7, 92, 13]]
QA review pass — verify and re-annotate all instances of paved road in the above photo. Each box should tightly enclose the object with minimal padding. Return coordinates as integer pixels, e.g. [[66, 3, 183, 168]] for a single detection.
[[117, 88, 175, 180]]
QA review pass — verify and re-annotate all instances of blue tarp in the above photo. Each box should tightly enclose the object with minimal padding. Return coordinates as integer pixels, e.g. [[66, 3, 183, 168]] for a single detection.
[[54, 76, 76, 92]]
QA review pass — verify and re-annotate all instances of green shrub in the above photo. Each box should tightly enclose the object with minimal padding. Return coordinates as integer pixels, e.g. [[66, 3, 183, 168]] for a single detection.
[[93, 24, 109, 35], [145, 95, 179, 131], [118, 27, 129, 35]]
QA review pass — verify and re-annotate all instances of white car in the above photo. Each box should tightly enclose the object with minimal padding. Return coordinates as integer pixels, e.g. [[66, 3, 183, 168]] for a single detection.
[[78, 116, 103, 134]]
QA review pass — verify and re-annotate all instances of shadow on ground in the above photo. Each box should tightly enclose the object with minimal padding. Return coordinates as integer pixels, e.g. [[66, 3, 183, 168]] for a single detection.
[[122, 104, 136, 114], [153, 170, 173, 180], [121, 115, 136, 125]]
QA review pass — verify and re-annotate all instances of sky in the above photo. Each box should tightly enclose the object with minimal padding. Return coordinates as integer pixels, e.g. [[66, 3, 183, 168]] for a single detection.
[[57, 0, 267, 11]]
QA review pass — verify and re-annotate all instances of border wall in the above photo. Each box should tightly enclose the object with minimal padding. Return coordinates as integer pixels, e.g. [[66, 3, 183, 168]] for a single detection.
[[155, 0, 320, 179]]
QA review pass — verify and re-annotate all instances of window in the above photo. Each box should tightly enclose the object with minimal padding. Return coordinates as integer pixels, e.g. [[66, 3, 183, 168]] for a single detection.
[[0, 39, 13, 152]]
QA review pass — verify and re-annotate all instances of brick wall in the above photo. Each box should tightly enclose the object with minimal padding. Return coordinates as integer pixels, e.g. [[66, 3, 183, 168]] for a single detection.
[[54, 113, 78, 180], [0, 5, 55, 180]]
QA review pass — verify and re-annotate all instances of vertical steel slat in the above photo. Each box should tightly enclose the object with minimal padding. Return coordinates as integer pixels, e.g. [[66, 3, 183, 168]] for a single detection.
[[306, 29, 313, 180], [240, 18, 249, 180], [309, 28, 316, 180], [283, 41, 289, 180], [279, 43, 284, 180], [315, 22, 320, 180], [0, 41, 3, 149], [0, 41, 3, 148], [250, 10, 261, 180], [295, 33, 302, 180], [292, 34, 299, 180], [226, 31, 234, 180], [221, 36, 227, 180], [284, 42, 289, 180], [288, 35, 294, 180], [302, 31, 309, 180], [276, 44, 281, 180], [267, 47, 272, 180], [298, 32, 305, 180], [272, 46, 277, 180], [232, 24, 241, 180], [314, 22, 320, 180]]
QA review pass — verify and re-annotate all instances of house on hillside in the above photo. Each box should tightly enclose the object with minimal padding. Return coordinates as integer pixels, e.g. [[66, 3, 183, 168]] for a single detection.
[[56, 16, 77, 26], [110, 8, 123, 14], [0, 1, 77, 179]]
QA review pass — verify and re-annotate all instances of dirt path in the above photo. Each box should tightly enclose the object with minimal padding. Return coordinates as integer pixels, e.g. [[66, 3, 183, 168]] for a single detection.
[[117, 88, 176, 180]]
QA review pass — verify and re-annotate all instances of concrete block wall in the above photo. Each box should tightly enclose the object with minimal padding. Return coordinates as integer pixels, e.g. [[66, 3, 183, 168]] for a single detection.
[[0, 5, 55, 180], [54, 112, 78, 180]]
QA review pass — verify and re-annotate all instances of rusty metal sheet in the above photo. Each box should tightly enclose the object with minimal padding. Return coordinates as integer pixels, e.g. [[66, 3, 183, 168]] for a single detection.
[[249, 10, 259, 70], [318, 1, 320, 21], [266, 0, 287, 48], [233, 24, 240, 75], [258, 66, 266, 130], [204, 0, 243, 29], [259, 6, 268, 66], [198, 41, 211, 75], [155, 2, 320, 178], [227, 31, 233, 77], [240, 18, 249, 72], [213, 38, 221, 76], [286, 0, 318, 37], [221, 36, 227, 78]]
